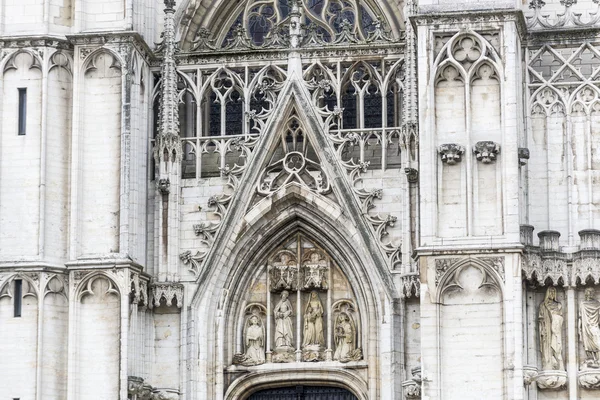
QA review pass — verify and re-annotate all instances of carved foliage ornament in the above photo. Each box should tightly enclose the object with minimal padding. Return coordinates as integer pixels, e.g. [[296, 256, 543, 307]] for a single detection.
[[438, 143, 465, 165], [473, 141, 500, 164]]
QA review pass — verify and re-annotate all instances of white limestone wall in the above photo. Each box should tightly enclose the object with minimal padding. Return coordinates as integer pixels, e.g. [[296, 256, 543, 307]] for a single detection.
[[42, 287, 69, 399], [440, 265, 503, 400], [0, 52, 42, 259], [404, 298, 421, 377], [153, 308, 181, 390], [78, 51, 122, 256], [0, 280, 39, 400], [76, 276, 121, 399], [45, 54, 73, 262], [128, 61, 151, 264], [0, 0, 44, 34]]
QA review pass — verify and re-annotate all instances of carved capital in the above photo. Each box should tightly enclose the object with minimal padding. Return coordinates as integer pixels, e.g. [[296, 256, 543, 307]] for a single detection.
[[438, 143, 464, 165], [473, 141, 500, 164], [149, 282, 184, 309], [157, 178, 170, 195]]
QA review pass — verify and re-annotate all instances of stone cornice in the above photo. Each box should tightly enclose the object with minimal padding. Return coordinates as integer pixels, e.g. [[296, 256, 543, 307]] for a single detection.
[[0, 35, 70, 50], [410, 9, 527, 40], [166, 42, 405, 67]]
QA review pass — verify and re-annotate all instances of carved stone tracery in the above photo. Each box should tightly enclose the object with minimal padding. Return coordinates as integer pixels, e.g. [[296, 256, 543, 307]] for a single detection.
[[149, 282, 183, 309]]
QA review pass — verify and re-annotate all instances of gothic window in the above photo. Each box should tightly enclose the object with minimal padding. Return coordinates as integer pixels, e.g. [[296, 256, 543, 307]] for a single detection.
[[219, 0, 381, 49]]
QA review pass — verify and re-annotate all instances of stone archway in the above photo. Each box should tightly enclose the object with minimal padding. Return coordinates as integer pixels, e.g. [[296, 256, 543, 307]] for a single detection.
[[248, 385, 358, 400]]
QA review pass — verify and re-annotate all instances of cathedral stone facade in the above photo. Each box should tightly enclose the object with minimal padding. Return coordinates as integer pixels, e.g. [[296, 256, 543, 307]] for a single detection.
[[2, 0, 600, 399]]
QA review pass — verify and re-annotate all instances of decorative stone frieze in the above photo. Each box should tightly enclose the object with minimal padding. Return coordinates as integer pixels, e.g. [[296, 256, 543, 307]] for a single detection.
[[149, 282, 183, 309], [473, 141, 500, 164], [438, 143, 465, 165], [573, 251, 600, 286]]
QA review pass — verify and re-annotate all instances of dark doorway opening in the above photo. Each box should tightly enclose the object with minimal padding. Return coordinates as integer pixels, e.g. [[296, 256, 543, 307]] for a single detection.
[[248, 385, 357, 400]]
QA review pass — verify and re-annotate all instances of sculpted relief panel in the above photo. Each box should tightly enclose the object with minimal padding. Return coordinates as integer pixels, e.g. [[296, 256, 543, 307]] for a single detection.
[[232, 234, 363, 367]]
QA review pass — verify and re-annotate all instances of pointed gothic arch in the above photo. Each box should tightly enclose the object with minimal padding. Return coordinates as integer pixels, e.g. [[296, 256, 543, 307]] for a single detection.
[[194, 181, 391, 399]]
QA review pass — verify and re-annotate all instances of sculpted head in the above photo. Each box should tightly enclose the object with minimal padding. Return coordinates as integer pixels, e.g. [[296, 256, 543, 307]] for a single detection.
[[585, 288, 595, 301], [546, 286, 557, 301], [281, 290, 289, 300], [249, 315, 259, 326]]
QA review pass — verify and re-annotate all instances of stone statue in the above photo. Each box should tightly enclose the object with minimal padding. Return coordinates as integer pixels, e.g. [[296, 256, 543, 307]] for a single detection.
[[334, 312, 357, 362], [243, 315, 265, 365], [273, 290, 294, 350], [579, 288, 600, 368], [302, 291, 325, 348], [232, 313, 266, 367], [538, 286, 564, 370]]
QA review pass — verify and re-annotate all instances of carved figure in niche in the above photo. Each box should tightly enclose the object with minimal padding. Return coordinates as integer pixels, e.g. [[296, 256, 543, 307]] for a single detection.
[[273, 290, 294, 350], [333, 312, 361, 362], [270, 251, 298, 291], [302, 291, 325, 348], [579, 288, 600, 368], [302, 251, 328, 290], [538, 286, 564, 371], [240, 314, 265, 366]]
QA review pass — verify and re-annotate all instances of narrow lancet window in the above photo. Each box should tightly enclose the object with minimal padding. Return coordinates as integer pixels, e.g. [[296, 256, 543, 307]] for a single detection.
[[14, 279, 22, 317], [18, 88, 27, 135]]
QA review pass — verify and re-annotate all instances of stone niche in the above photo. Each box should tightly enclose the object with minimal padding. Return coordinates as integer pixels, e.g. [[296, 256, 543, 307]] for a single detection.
[[230, 234, 363, 367]]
